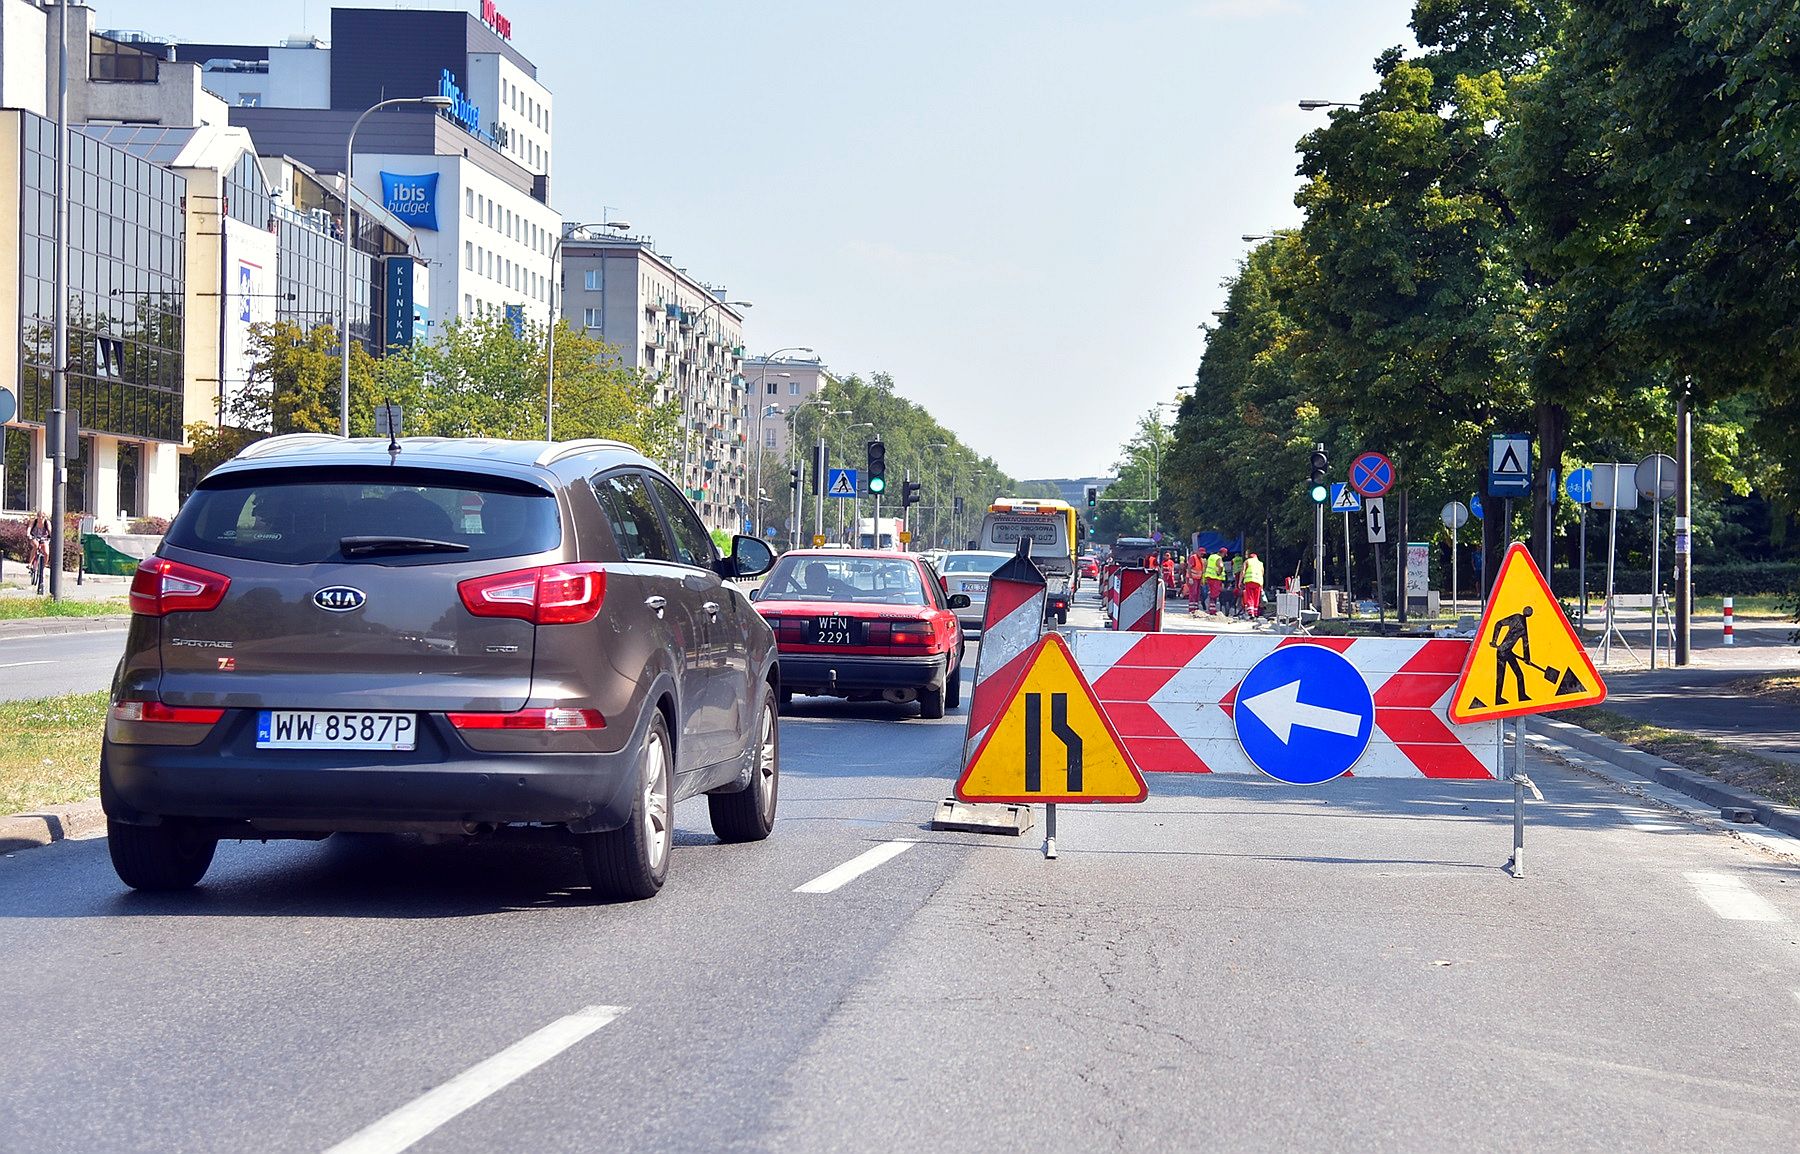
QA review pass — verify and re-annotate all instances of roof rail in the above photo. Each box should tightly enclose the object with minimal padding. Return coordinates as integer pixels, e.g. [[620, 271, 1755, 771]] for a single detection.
[[533, 439, 638, 467], [232, 433, 344, 460]]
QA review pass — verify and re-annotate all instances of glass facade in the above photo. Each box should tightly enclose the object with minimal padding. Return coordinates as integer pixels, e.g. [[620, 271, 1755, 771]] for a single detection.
[[224, 153, 366, 343], [2, 425, 30, 511], [17, 113, 186, 445]]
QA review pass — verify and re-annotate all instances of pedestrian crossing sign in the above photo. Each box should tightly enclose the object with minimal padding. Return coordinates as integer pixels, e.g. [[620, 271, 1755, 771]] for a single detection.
[[1448, 542, 1605, 724], [956, 633, 1146, 804], [827, 468, 858, 498]]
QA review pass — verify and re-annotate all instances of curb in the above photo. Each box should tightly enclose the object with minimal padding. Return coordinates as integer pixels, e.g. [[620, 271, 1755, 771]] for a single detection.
[[0, 615, 131, 640], [1528, 716, 1800, 841], [0, 799, 106, 854]]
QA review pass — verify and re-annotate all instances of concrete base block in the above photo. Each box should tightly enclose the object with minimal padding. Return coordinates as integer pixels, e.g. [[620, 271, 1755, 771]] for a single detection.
[[1722, 806, 1757, 824], [930, 799, 1034, 836]]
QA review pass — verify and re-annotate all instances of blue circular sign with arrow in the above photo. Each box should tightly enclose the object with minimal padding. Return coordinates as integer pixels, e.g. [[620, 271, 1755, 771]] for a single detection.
[[1233, 645, 1375, 785], [1470, 493, 1484, 520]]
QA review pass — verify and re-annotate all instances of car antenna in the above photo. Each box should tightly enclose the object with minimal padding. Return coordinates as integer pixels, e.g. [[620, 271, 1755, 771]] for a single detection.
[[383, 400, 401, 458]]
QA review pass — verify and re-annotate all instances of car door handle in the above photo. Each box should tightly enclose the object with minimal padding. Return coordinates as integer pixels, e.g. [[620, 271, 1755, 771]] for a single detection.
[[644, 595, 667, 618]]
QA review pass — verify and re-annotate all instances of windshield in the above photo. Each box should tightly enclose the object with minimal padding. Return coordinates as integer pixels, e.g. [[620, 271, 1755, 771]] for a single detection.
[[759, 556, 928, 605], [166, 466, 560, 565], [941, 553, 1009, 575]]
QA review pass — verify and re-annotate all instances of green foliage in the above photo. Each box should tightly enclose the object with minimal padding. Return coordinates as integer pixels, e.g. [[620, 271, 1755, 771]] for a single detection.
[[1148, 0, 1800, 577]]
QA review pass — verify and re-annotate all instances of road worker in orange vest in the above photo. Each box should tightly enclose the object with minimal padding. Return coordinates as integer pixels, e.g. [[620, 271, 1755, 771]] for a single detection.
[[1203, 548, 1226, 614], [1241, 552, 1266, 619]]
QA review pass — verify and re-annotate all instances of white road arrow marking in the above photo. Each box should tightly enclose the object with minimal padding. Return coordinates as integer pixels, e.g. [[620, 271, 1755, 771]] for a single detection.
[[1241, 679, 1363, 744]]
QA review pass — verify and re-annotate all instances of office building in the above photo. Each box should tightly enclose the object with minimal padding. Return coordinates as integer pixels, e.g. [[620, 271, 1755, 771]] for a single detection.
[[177, 5, 559, 333], [558, 231, 749, 531]]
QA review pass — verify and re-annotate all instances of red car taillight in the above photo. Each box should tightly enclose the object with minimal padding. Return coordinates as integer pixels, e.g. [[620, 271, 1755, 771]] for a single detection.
[[110, 701, 226, 724], [887, 621, 936, 648], [458, 564, 606, 625], [129, 557, 230, 617], [446, 708, 605, 731]]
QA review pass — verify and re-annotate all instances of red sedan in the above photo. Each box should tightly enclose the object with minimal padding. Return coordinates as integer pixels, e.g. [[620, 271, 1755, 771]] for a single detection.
[[751, 550, 968, 718]]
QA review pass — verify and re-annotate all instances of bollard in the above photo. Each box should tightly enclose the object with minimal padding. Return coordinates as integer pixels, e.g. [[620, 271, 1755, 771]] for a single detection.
[[1723, 596, 1734, 647]]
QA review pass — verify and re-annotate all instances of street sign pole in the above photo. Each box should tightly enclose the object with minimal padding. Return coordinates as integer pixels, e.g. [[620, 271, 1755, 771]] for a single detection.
[[1578, 506, 1588, 627], [815, 436, 825, 543], [1650, 490, 1662, 670], [1676, 386, 1693, 665], [1603, 501, 1618, 666], [1343, 510, 1352, 600], [1396, 486, 1408, 624], [1314, 498, 1325, 615]]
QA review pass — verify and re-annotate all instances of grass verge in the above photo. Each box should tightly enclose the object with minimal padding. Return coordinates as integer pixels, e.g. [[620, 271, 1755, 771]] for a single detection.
[[0, 692, 107, 815], [1724, 674, 1800, 706], [0, 597, 130, 620], [1695, 594, 1792, 619], [1560, 704, 1800, 810]]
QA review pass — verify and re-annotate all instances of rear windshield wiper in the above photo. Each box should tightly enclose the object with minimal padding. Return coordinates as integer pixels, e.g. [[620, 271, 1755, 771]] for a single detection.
[[339, 535, 471, 557]]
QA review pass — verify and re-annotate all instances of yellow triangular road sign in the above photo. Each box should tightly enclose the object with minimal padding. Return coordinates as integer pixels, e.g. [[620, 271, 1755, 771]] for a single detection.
[[1450, 542, 1606, 724], [955, 632, 1147, 804]]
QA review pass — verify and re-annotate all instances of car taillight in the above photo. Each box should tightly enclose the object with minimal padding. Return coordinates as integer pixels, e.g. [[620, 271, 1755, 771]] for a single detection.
[[129, 557, 230, 617], [446, 708, 605, 731], [458, 564, 606, 625], [888, 622, 935, 648], [110, 701, 226, 724]]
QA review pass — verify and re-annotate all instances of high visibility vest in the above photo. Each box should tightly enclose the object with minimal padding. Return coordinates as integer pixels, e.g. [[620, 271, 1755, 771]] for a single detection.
[[1204, 554, 1224, 581], [1243, 557, 1265, 586]]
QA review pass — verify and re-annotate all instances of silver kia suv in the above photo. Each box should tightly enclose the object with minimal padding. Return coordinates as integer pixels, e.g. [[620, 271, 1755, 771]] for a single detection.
[[101, 435, 779, 901]]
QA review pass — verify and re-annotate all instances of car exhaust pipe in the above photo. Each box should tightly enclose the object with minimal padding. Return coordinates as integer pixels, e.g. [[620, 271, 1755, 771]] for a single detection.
[[882, 688, 918, 704]]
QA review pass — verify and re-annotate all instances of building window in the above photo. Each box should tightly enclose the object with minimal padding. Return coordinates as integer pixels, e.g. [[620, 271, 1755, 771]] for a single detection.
[[2, 425, 32, 512], [466, 189, 474, 217], [764, 429, 777, 449], [789, 382, 800, 395], [765, 381, 777, 395], [584, 269, 601, 291], [583, 308, 600, 328], [465, 241, 473, 270], [464, 293, 472, 316], [116, 441, 143, 518]]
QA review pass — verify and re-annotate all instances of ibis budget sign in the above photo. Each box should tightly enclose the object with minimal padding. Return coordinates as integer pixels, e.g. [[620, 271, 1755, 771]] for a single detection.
[[380, 172, 439, 232]]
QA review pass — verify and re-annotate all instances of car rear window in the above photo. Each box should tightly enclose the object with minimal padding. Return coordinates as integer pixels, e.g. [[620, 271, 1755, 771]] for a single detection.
[[941, 553, 1009, 575], [165, 466, 560, 565], [760, 556, 928, 605]]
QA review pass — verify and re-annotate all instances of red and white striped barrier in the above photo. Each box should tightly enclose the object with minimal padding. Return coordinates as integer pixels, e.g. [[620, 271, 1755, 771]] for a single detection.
[[961, 562, 1048, 767], [1113, 567, 1163, 633], [1069, 632, 1501, 778], [1723, 596, 1734, 646]]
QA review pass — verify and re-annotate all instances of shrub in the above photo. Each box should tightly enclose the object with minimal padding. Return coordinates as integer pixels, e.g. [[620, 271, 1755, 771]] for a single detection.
[[1549, 561, 1800, 598], [128, 516, 170, 535], [0, 518, 26, 564]]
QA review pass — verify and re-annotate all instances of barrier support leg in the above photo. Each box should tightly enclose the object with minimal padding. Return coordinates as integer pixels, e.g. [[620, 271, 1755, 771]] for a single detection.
[[1510, 774, 1526, 879], [1044, 802, 1057, 860]]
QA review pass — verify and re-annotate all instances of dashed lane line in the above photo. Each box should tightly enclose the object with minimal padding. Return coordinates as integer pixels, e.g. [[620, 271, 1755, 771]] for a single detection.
[[795, 839, 918, 894], [322, 1005, 627, 1154], [1683, 871, 1783, 923]]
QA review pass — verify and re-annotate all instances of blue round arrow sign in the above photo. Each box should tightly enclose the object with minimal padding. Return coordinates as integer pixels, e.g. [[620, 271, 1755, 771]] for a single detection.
[[1233, 645, 1374, 785]]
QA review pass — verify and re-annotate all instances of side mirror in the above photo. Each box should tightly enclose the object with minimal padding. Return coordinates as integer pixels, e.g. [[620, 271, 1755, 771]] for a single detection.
[[746, 586, 761, 602], [721, 534, 775, 579], [947, 593, 971, 610]]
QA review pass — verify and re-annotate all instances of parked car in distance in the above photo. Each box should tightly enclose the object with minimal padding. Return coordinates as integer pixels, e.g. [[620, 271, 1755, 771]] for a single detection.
[[101, 435, 779, 901], [934, 550, 1015, 634], [1079, 553, 1100, 579], [751, 549, 967, 718]]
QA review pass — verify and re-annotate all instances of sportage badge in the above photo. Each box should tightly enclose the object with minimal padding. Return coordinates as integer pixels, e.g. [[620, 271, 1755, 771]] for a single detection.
[[313, 586, 367, 612]]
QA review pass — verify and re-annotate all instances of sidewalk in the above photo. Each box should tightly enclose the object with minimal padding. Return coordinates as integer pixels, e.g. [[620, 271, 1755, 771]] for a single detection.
[[0, 568, 133, 639], [0, 566, 132, 602]]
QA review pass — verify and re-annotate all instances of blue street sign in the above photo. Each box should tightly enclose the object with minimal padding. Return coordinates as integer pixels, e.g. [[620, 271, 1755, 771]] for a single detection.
[[1232, 645, 1375, 785], [1470, 493, 1484, 520], [1329, 482, 1361, 513], [1487, 432, 1532, 496], [1565, 466, 1593, 505], [826, 468, 859, 498], [1349, 451, 1395, 498]]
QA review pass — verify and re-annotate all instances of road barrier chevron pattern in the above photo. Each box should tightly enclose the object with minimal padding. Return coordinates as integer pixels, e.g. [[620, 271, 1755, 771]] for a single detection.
[[1113, 568, 1163, 633], [1069, 633, 1499, 778], [960, 560, 1048, 769]]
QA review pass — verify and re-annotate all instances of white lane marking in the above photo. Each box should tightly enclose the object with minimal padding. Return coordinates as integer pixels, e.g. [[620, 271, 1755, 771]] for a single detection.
[[0, 660, 52, 670], [323, 1005, 627, 1154], [796, 839, 918, 894], [1684, 871, 1782, 923]]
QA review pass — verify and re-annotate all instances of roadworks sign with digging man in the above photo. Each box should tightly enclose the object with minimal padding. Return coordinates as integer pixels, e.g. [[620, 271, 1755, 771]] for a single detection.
[[1449, 542, 1605, 724]]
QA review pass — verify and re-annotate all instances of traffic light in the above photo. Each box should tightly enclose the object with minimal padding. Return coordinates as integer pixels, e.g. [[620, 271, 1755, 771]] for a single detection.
[[789, 468, 799, 493], [866, 440, 886, 493], [1309, 446, 1329, 504], [901, 480, 922, 509], [1084, 484, 1098, 508], [812, 442, 826, 494], [953, 496, 964, 516]]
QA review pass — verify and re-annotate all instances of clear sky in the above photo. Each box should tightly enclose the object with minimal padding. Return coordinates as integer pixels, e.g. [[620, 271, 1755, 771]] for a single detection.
[[99, 0, 1417, 479]]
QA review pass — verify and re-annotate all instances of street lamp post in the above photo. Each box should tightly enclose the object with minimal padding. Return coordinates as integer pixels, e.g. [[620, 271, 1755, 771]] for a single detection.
[[925, 442, 948, 548], [748, 346, 813, 533], [786, 395, 834, 548], [339, 94, 454, 438], [1298, 99, 1357, 111], [546, 219, 632, 440], [752, 402, 779, 538]]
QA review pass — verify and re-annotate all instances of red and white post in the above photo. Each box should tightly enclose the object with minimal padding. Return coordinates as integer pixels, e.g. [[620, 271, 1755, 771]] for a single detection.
[[1723, 596, 1734, 647], [1113, 566, 1163, 633]]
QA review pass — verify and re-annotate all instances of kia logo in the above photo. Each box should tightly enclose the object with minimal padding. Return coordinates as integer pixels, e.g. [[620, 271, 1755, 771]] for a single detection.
[[313, 586, 367, 613]]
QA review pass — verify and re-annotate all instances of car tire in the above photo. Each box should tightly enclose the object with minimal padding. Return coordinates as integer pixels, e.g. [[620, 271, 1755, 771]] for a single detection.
[[108, 820, 217, 891], [945, 660, 963, 709], [779, 687, 793, 709], [709, 684, 779, 843], [919, 677, 947, 720], [580, 710, 673, 901]]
